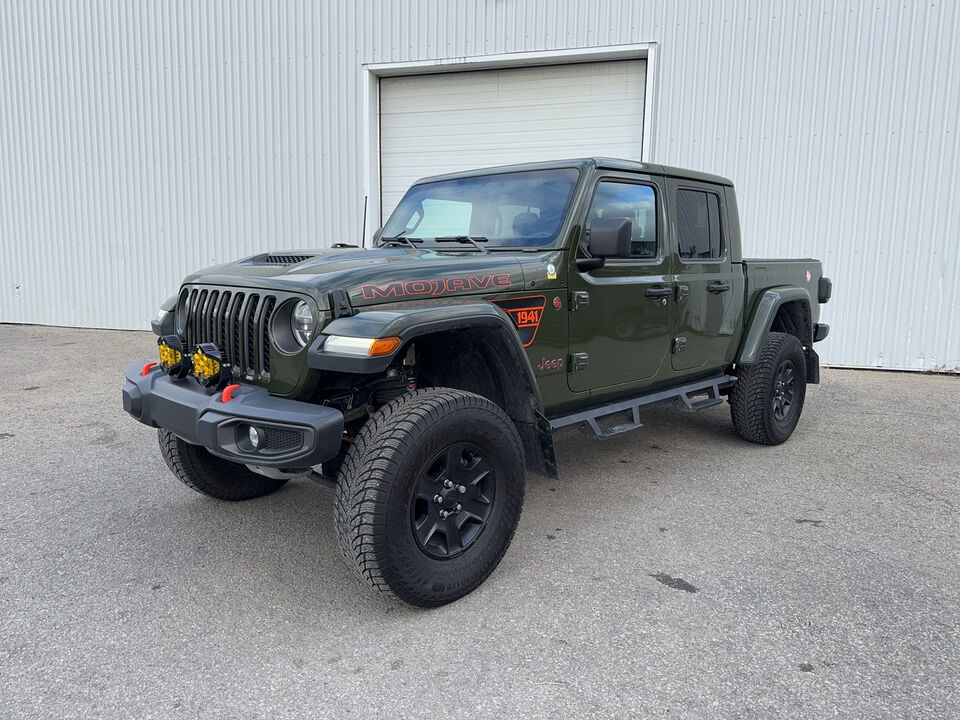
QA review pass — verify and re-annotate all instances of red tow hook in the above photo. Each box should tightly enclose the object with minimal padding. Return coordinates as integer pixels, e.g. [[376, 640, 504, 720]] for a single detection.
[[141, 362, 157, 376], [220, 384, 241, 403]]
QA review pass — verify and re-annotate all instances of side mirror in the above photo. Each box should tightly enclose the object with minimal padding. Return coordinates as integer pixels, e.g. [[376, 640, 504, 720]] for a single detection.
[[589, 218, 632, 258], [576, 218, 632, 272]]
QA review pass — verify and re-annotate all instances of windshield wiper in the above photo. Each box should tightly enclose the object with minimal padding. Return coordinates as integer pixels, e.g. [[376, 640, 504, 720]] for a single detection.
[[433, 236, 489, 253], [379, 235, 424, 249]]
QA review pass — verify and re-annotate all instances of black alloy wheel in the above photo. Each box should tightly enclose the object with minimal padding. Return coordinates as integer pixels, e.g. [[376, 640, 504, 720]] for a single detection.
[[772, 359, 797, 421], [411, 442, 496, 559]]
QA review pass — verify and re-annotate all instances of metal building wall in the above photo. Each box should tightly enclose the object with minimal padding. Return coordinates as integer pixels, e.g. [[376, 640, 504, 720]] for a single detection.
[[2, 1, 958, 370]]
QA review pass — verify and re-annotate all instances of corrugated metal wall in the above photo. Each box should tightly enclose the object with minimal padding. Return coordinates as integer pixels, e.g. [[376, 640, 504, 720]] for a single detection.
[[2, 1, 958, 370]]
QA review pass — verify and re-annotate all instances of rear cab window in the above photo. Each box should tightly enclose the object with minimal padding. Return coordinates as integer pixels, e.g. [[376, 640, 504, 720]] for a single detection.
[[676, 188, 723, 260]]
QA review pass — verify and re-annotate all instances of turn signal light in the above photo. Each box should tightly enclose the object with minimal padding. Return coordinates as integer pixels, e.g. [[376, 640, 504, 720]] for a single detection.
[[158, 335, 191, 379], [369, 337, 402, 356], [192, 343, 230, 388]]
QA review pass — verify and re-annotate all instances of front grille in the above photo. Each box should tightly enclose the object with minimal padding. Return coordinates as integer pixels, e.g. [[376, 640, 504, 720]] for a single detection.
[[179, 287, 277, 381]]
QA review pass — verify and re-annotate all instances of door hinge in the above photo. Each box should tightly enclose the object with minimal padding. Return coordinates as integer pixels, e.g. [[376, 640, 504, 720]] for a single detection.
[[675, 284, 689, 302], [569, 352, 589, 372], [672, 337, 687, 354], [570, 291, 590, 312]]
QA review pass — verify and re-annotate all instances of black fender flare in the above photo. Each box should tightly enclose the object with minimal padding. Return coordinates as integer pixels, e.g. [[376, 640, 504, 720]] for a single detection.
[[737, 286, 813, 365], [308, 303, 557, 477]]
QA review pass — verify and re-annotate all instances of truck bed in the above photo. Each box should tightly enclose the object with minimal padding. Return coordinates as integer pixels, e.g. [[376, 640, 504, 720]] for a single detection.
[[739, 257, 825, 336]]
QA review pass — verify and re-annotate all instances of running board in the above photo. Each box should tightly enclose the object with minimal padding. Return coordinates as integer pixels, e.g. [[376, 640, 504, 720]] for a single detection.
[[549, 375, 737, 439]]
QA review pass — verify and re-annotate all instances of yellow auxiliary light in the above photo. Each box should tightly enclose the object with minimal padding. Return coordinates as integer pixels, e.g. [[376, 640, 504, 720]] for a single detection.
[[157, 335, 191, 379], [192, 343, 230, 389]]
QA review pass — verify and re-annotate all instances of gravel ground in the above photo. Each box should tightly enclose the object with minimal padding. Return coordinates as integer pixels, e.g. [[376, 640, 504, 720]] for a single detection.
[[1, 324, 958, 719]]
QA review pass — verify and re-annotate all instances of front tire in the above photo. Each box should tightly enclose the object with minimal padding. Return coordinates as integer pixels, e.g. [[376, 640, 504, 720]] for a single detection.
[[334, 388, 525, 607], [158, 429, 288, 500], [730, 331, 808, 445]]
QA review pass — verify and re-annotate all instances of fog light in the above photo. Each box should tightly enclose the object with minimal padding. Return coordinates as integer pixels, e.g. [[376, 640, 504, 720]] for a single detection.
[[157, 335, 191, 379], [192, 343, 230, 389], [248, 425, 261, 449]]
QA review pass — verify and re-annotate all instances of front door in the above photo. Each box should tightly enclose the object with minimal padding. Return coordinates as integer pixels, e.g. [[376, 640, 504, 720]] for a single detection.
[[567, 174, 673, 393], [667, 180, 741, 373]]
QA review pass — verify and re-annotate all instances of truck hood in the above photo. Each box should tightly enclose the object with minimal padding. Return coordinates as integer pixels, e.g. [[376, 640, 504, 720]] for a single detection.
[[182, 247, 532, 309]]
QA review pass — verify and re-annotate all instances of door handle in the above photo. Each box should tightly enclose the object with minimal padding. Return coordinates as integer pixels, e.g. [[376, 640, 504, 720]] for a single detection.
[[645, 287, 672, 299], [708, 282, 731, 294]]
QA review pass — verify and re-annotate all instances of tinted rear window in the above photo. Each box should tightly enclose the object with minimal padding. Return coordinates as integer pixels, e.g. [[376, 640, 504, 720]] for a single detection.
[[676, 189, 723, 259]]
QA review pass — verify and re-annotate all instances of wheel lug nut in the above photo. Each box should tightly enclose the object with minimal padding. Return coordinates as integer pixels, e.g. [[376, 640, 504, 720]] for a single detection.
[[455, 504, 461, 511], [440, 510, 449, 518], [457, 485, 466, 493], [434, 495, 442, 504], [444, 479, 453, 488]]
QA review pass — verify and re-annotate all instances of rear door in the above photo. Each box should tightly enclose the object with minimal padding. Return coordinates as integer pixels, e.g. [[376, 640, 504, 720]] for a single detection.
[[666, 179, 742, 373], [567, 173, 673, 393]]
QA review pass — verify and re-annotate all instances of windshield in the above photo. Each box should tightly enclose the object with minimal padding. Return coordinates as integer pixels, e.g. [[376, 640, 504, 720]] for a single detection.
[[381, 168, 581, 248]]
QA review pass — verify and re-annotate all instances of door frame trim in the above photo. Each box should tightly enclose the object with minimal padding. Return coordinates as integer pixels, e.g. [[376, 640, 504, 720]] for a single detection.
[[361, 43, 660, 246]]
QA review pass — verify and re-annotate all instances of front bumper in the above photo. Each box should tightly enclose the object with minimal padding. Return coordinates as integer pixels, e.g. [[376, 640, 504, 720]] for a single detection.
[[122, 361, 343, 468]]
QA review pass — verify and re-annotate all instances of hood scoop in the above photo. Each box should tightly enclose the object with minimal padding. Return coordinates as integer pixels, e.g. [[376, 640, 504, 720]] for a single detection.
[[244, 253, 317, 266]]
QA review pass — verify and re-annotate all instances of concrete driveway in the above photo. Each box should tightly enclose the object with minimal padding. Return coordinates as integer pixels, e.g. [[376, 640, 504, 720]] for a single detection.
[[1, 324, 958, 719]]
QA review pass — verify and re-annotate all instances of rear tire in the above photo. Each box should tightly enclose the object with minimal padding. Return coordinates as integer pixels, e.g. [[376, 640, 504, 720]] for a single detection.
[[158, 429, 288, 500], [334, 388, 525, 607], [730, 331, 807, 445]]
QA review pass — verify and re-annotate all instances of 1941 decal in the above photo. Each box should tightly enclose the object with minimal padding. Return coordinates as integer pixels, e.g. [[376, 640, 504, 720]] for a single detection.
[[491, 296, 546, 347]]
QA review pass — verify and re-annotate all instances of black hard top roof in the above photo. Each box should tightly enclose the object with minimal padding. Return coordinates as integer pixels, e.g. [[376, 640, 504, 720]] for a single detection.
[[414, 157, 734, 187]]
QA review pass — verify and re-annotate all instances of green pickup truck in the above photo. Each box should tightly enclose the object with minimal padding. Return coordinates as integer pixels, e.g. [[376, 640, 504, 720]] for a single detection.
[[122, 158, 831, 606]]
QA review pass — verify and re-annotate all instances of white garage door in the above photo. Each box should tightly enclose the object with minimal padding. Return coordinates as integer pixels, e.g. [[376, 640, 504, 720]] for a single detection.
[[378, 60, 646, 221]]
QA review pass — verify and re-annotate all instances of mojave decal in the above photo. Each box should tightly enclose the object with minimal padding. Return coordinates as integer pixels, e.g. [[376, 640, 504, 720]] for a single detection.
[[359, 274, 512, 300]]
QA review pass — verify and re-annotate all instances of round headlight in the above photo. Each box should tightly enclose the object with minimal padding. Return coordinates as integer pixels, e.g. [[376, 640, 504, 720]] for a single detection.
[[291, 301, 315, 347]]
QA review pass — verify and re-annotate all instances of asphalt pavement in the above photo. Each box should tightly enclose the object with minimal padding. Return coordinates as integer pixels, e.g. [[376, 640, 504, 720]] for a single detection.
[[1, 324, 958, 719]]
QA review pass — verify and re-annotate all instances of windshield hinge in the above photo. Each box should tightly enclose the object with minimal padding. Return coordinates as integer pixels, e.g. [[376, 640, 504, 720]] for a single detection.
[[330, 288, 355, 318]]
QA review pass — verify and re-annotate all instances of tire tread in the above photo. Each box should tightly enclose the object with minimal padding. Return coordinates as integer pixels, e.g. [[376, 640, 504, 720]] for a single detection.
[[157, 429, 287, 501], [334, 388, 525, 606], [730, 332, 807, 445]]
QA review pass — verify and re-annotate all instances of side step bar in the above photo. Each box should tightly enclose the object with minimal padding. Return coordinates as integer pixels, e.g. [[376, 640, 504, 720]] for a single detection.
[[549, 375, 737, 439]]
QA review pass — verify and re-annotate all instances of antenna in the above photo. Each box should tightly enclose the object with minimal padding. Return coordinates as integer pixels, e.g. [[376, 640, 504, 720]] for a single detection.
[[361, 195, 368, 249]]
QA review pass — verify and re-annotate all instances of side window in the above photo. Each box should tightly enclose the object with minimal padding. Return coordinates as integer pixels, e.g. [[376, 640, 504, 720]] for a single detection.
[[676, 189, 723, 259], [585, 181, 658, 259]]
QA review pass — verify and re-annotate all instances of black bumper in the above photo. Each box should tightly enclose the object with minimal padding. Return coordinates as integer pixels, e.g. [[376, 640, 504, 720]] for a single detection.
[[122, 362, 343, 468]]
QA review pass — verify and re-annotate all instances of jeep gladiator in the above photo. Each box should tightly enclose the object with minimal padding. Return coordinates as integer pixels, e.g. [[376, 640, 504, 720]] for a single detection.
[[122, 158, 832, 606]]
